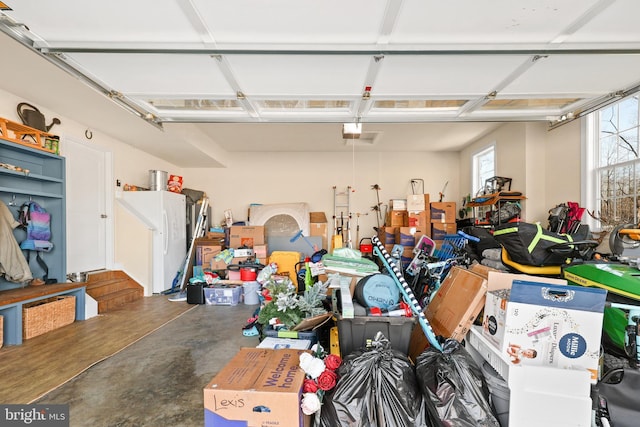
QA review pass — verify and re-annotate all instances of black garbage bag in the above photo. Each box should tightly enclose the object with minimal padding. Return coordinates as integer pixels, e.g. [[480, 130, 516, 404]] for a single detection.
[[415, 339, 499, 427], [318, 332, 428, 427]]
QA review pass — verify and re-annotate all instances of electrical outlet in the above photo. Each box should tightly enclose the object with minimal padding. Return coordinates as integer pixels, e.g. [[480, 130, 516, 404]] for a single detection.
[[116, 179, 121, 187]]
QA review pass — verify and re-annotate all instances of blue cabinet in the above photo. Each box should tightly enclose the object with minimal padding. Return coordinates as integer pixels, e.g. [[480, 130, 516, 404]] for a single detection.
[[0, 137, 66, 290]]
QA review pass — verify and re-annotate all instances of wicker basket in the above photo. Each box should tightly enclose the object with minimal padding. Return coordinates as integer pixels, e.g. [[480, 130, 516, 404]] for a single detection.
[[23, 295, 76, 340]]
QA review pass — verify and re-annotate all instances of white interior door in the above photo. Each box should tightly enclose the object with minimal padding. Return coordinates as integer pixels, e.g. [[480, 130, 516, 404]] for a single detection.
[[63, 137, 111, 273]]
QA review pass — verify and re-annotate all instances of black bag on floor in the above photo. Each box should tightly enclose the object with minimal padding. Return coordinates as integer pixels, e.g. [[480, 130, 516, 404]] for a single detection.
[[596, 367, 640, 427], [415, 339, 499, 427], [493, 222, 575, 266], [318, 332, 427, 427]]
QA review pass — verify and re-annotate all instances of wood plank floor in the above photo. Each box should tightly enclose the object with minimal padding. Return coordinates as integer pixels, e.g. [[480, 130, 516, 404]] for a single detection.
[[0, 295, 195, 403]]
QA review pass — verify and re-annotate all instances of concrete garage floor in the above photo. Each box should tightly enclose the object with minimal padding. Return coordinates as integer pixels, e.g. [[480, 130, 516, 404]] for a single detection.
[[35, 302, 261, 427]]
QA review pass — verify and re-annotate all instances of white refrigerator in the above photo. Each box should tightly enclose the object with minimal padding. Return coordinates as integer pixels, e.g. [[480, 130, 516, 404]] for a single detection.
[[118, 190, 186, 295]]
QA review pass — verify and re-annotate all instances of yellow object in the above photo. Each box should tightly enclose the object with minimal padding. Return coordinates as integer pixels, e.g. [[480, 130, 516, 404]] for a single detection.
[[500, 247, 561, 276], [267, 251, 301, 283], [331, 234, 343, 251], [329, 326, 340, 356]]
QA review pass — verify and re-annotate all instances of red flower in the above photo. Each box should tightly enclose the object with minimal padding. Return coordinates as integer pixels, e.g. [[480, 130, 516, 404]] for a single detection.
[[303, 378, 319, 393], [324, 354, 342, 371], [316, 369, 338, 391]]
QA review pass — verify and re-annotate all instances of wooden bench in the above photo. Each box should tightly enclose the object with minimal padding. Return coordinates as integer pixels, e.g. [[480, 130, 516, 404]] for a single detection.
[[0, 283, 86, 346]]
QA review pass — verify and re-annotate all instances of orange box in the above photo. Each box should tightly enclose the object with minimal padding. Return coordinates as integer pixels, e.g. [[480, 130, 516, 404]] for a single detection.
[[229, 226, 265, 248], [204, 348, 310, 427], [430, 222, 457, 240], [395, 226, 426, 247], [386, 210, 408, 227], [377, 226, 398, 244], [198, 245, 223, 266], [408, 210, 430, 228], [167, 174, 183, 193], [430, 202, 457, 223], [309, 212, 328, 250]]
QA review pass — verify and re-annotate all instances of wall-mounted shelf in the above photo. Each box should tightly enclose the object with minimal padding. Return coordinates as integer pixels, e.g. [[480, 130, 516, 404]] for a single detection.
[[468, 191, 526, 227], [0, 117, 58, 154], [0, 137, 66, 291]]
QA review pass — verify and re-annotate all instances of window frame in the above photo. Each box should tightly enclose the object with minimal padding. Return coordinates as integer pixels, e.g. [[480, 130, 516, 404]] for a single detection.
[[472, 143, 496, 197], [584, 93, 640, 230]]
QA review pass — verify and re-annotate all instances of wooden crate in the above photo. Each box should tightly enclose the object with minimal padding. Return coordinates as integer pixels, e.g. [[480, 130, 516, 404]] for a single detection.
[[22, 296, 76, 340]]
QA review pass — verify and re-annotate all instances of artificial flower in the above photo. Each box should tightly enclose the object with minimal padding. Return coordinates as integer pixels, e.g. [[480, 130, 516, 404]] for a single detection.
[[324, 353, 342, 371], [316, 369, 338, 391], [301, 392, 322, 415], [298, 344, 343, 417], [303, 378, 319, 393], [299, 352, 326, 379]]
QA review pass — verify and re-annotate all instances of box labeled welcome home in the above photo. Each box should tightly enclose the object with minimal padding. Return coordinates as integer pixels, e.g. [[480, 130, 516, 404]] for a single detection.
[[204, 348, 310, 427], [495, 280, 606, 383]]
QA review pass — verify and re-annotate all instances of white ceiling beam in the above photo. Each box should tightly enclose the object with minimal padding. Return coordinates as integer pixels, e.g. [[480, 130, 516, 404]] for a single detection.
[[210, 54, 259, 118], [549, 0, 617, 45], [176, 0, 217, 45]]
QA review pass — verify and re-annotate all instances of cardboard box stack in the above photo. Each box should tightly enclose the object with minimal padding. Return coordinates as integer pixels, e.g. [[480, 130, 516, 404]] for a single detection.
[[309, 212, 328, 250], [407, 194, 431, 228], [395, 226, 427, 268], [429, 201, 457, 249], [226, 226, 268, 274]]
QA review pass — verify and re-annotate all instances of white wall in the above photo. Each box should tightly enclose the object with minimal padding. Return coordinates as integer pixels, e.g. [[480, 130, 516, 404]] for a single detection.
[[184, 150, 461, 241], [544, 120, 582, 208], [459, 122, 581, 225]]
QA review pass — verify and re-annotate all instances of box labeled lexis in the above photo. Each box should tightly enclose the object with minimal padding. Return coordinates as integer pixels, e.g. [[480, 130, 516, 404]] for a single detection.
[[204, 348, 309, 427]]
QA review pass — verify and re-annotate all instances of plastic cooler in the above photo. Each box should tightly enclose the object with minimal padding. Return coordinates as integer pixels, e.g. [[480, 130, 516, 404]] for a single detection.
[[337, 315, 416, 357]]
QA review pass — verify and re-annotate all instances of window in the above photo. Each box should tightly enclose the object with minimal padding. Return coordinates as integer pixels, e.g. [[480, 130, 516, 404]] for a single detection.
[[473, 145, 495, 196], [588, 93, 640, 227]]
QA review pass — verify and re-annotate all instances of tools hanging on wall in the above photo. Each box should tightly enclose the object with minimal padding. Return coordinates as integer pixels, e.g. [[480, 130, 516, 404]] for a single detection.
[[371, 184, 383, 231], [332, 186, 352, 249]]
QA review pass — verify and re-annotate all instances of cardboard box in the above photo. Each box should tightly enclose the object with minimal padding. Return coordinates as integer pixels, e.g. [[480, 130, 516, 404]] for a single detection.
[[204, 348, 309, 427], [377, 226, 398, 244], [229, 226, 265, 248], [253, 244, 268, 259], [494, 280, 606, 383], [430, 202, 456, 223], [386, 210, 408, 227], [481, 272, 569, 343], [409, 266, 489, 361], [390, 199, 407, 211], [310, 212, 328, 250], [408, 210, 430, 228], [395, 226, 425, 247], [430, 222, 457, 240], [198, 245, 223, 266], [406, 194, 428, 212], [425, 266, 488, 340], [187, 238, 226, 281]]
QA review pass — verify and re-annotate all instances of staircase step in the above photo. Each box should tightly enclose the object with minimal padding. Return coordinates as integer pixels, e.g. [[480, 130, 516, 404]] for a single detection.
[[87, 270, 129, 283], [83, 270, 144, 313], [86, 278, 140, 298], [96, 288, 144, 313]]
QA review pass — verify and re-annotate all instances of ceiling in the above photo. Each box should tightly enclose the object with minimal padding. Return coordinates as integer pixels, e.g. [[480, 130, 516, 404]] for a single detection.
[[1, 0, 640, 167]]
